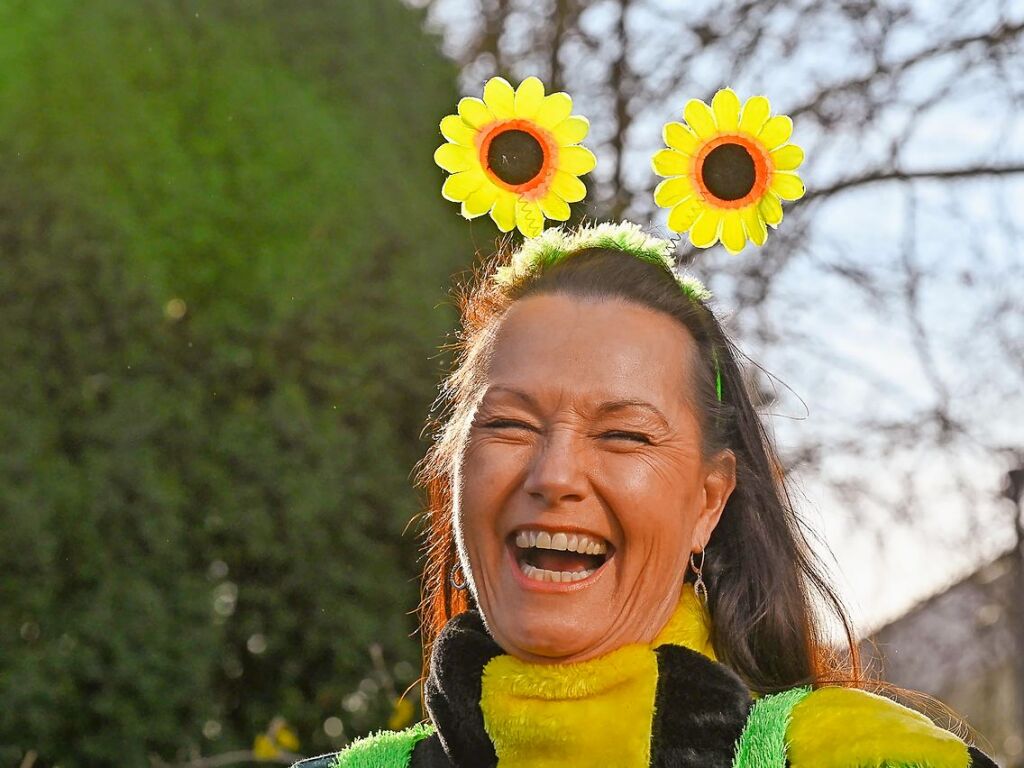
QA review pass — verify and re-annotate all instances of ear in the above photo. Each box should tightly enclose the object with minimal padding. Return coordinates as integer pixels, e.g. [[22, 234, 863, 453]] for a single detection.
[[693, 448, 736, 550]]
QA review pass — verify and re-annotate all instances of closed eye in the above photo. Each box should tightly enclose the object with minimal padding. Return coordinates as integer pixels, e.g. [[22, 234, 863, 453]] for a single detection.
[[602, 431, 651, 444], [485, 421, 650, 444], [483, 419, 536, 431]]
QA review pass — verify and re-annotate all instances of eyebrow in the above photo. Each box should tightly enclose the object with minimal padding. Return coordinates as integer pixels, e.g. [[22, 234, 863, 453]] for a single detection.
[[483, 386, 671, 428]]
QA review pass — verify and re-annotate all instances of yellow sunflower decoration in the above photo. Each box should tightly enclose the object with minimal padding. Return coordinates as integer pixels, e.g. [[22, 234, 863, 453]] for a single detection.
[[651, 88, 805, 254], [433, 76, 596, 238]]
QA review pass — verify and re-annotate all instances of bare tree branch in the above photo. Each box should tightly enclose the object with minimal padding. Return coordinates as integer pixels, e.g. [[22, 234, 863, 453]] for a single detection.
[[805, 164, 1024, 202]]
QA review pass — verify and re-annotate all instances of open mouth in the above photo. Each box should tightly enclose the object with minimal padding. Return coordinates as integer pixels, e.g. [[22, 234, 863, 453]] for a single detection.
[[507, 528, 614, 584]]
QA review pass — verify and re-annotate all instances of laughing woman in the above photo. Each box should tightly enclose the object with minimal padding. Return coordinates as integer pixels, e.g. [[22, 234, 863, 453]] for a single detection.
[[291, 78, 1000, 767], [291, 226, 1000, 768]]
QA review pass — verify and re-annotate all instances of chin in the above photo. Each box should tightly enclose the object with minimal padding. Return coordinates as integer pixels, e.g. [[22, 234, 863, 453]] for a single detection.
[[499, 613, 595, 662]]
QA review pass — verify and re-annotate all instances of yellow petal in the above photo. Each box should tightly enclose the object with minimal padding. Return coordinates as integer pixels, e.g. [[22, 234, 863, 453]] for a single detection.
[[551, 170, 587, 202], [457, 96, 494, 129], [559, 145, 596, 175], [720, 210, 746, 254], [759, 115, 793, 150], [441, 169, 485, 202], [712, 88, 741, 131], [654, 175, 696, 208], [535, 92, 573, 129], [433, 143, 474, 173], [663, 122, 699, 156], [651, 148, 690, 177], [667, 198, 703, 233], [461, 183, 500, 218], [759, 191, 783, 228], [440, 114, 477, 146], [770, 144, 804, 171], [740, 204, 768, 246], [515, 197, 544, 237], [771, 171, 805, 200], [689, 207, 723, 248], [491, 191, 517, 232], [514, 76, 546, 119], [539, 191, 571, 221], [683, 98, 717, 139], [552, 116, 589, 145], [739, 95, 771, 136], [483, 77, 516, 119]]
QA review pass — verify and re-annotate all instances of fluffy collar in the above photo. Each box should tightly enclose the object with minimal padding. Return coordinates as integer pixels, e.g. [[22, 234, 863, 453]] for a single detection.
[[423, 587, 753, 768], [420, 587, 986, 768]]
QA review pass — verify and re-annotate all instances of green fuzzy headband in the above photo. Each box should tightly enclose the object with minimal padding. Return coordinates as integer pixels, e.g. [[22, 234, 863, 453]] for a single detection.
[[492, 221, 723, 403]]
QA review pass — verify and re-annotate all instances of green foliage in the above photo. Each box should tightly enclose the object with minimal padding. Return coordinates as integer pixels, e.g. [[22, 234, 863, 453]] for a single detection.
[[0, 1, 470, 765]]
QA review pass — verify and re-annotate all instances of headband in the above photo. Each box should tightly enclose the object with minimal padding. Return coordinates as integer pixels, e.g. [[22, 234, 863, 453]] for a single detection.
[[433, 76, 806, 402]]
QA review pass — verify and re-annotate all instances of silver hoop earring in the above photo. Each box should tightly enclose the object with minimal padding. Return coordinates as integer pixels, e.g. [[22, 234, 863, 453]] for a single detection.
[[690, 549, 708, 607], [450, 562, 468, 591]]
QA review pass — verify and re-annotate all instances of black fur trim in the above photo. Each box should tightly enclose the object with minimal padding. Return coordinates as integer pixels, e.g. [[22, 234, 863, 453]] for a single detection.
[[422, 610, 504, 767], [409, 732, 455, 767], [649, 645, 753, 767]]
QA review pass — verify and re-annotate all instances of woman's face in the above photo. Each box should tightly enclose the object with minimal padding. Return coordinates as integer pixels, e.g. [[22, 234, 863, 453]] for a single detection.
[[453, 292, 736, 663]]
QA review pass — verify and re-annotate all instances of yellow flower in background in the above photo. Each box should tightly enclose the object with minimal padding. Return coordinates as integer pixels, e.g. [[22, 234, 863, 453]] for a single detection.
[[651, 88, 805, 254], [433, 76, 596, 238], [274, 722, 300, 752], [387, 695, 416, 731], [252, 717, 300, 759], [253, 734, 279, 760]]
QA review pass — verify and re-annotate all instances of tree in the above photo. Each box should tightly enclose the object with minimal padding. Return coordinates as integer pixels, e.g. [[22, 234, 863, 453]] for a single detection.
[[0, 1, 468, 764]]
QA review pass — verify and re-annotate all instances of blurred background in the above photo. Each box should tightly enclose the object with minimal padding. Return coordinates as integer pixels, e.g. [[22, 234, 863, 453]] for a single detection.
[[0, 0, 1021, 766]]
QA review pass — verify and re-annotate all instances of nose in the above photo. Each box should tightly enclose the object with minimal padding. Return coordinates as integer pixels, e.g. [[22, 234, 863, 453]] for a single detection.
[[522, 427, 588, 506]]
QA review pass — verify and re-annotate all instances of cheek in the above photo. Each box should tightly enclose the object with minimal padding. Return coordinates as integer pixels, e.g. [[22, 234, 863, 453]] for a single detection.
[[461, 438, 528, 496], [601, 454, 700, 541], [455, 441, 522, 539]]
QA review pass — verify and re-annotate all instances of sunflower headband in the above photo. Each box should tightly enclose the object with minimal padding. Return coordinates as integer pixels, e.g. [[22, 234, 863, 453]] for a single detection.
[[434, 76, 806, 399]]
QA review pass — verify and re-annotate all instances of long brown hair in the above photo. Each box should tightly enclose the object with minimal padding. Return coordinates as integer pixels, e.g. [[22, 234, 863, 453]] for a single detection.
[[410, 239, 974, 739]]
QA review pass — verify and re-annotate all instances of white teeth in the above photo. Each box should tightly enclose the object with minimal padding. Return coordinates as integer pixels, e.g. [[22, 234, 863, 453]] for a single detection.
[[513, 529, 609, 554], [519, 561, 597, 583]]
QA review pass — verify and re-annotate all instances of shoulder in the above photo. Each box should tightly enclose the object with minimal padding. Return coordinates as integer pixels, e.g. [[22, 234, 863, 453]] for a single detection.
[[289, 722, 437, 768], [784, 685, 999, 767]]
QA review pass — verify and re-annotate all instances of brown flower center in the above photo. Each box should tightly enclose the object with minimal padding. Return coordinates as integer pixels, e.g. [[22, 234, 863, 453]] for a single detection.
[[487, 129, 545, 185], [700, 143, 756, 201]]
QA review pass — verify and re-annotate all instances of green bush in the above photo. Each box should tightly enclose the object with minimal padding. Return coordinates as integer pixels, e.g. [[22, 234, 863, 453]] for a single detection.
[[0, 1, 474, 764]]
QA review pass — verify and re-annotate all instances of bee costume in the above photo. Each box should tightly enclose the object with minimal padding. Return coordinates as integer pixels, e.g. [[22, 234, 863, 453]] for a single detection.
[[292, 589, 997, 767], [291, 77, 1000, 768]]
